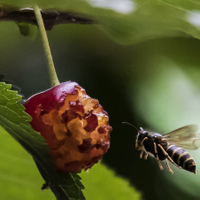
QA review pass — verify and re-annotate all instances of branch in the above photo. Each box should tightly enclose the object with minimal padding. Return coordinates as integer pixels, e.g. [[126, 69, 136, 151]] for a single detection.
[[0, 5, 94, 30]]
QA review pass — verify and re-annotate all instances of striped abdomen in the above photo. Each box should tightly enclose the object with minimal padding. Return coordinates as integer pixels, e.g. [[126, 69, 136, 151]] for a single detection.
[[166, 145, 196, 173]]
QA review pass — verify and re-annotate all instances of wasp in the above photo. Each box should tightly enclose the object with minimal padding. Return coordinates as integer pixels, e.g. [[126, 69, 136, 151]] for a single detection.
[[124, 123, 200, 173]]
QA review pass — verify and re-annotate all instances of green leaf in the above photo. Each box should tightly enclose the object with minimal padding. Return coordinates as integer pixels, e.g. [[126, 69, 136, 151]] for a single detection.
[[1, 0, 200, 43], [0, 82, 85, 200], [80, 163, 141, 200], [0, 126, 54, 200]]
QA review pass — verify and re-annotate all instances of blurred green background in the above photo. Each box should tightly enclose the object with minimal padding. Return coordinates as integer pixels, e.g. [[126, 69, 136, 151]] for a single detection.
[[1, 1, 200, 200]]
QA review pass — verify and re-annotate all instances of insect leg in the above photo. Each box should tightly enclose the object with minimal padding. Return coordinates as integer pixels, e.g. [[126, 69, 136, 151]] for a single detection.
[[140, 148, 149, 159], [143, 148, 148, 159], [140, 150, 144, 159], [141, 137, 148, 146], [154, 142, 164, 170], [157, 144, 180, 168], [165, 159, 174, 174], [139, 137, 148, 159]]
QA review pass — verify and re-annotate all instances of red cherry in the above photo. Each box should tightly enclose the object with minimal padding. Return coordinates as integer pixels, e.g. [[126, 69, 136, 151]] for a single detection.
[[24, 81, 112, 172]]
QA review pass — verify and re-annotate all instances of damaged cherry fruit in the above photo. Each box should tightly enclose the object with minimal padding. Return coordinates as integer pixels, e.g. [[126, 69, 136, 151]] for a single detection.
[[24, 81, 112, 172]]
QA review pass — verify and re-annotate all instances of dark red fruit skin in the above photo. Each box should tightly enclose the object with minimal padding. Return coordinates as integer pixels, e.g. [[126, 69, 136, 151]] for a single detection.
[[24, 81, 112, 172]]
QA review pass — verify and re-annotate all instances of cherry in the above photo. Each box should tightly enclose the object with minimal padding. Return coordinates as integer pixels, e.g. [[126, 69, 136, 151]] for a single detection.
[[24, 81, 112, 172]]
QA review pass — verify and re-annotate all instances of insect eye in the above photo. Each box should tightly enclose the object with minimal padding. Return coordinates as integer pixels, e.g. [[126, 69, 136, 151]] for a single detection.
[[137, 134, 144, 142], [153, 133, 162, 137]]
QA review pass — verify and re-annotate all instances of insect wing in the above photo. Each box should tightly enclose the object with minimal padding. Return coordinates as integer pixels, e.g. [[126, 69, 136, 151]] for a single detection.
[[163, 125, 198, 139], [163, 125, 200, 150]]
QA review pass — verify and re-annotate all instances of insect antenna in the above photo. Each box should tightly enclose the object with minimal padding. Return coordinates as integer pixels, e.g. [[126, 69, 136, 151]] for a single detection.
[[122, 122, 139, 131]]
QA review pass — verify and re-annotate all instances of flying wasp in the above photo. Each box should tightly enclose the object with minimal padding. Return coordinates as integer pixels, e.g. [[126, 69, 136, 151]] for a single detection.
[[124, 123, 200, 173]]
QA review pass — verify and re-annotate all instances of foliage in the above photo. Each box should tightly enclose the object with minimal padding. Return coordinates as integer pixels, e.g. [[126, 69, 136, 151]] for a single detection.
[[1, 0, 200, 43]]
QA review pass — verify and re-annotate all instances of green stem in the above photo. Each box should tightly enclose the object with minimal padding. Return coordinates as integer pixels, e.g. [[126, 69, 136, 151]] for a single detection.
[[33, 5, 60, 87]]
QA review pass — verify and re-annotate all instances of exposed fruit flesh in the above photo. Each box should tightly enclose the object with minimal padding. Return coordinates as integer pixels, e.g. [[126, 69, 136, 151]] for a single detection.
[[24, 81, 112, 172]]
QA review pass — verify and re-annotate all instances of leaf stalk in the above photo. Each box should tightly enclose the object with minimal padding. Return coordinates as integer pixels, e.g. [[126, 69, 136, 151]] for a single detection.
[[33, 5, 60, 87]]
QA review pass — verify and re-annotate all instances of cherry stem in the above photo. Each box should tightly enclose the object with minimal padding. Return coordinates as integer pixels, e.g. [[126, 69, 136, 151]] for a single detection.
[[33, 5, 60, 87]]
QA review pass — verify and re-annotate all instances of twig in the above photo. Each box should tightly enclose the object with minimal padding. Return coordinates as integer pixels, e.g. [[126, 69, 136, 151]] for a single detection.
[[0, 5, 94, 30]]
